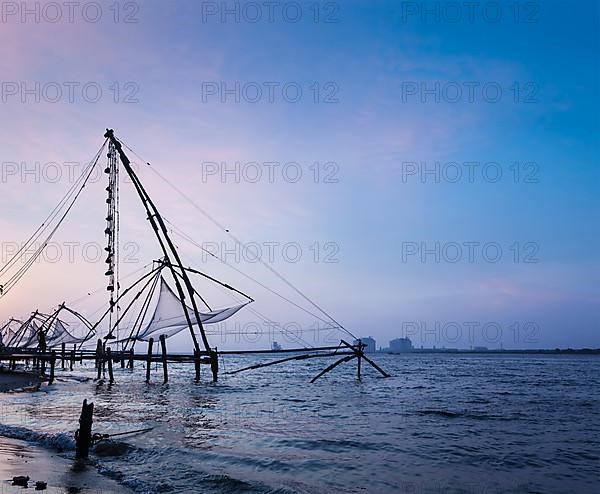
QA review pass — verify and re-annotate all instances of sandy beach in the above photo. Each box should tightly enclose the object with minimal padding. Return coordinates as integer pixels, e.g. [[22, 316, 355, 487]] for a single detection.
[[0, 371, 132, 493], [0, 437, 131, 493]]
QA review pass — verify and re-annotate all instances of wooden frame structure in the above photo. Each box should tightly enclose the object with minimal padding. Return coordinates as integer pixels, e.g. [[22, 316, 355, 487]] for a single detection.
[[0, 129, 391, 384]]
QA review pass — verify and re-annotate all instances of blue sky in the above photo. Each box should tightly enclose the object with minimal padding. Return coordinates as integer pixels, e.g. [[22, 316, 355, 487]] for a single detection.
[[0, 1, 598, 350]]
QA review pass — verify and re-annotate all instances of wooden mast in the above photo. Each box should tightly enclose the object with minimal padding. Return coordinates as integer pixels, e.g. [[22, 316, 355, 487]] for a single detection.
[[104, 129, 211, 356]]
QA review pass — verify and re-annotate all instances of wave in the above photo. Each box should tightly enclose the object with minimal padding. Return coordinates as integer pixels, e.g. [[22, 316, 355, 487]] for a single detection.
[[277, 437, 384, 453], [0, 423, 299, 494], [417, 409, 463, 418], [0, 423, 75, 451]]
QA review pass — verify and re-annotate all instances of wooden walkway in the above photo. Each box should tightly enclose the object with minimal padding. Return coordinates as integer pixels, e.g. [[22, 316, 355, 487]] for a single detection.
[[0, 338, 390, 385]]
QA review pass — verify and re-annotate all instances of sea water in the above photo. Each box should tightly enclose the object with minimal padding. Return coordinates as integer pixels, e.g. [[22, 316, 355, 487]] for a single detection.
[[0, 354, 598, 493]]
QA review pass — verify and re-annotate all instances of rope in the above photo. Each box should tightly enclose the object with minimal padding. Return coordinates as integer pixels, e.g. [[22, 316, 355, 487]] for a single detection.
[[117, 139, 356, 340], [166, 221, 338, 329], [0, 140, 108, 297], [0, 158, 91, 277], [66, 263, 152, 306], [126, 269, 162, 347]]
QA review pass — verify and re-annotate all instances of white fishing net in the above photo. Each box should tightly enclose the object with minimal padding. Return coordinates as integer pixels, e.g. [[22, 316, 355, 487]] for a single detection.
[[134, 277, 248, 341], [0, 319, 22, 346], [19, 320, 40, 348], [45, 318, 87, 347]]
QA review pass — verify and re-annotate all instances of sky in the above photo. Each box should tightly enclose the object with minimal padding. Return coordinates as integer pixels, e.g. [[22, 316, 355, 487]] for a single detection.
[[0, 0, 598, 351]]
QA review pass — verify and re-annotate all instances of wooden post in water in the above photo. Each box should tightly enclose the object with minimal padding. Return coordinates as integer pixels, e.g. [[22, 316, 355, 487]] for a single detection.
[[128, 349, 134, 369], [357, 339, 362, 380], [96, 339, 103, 380], [194, 349, 201, 381], [102, 341, 107, 374], [145, 337, 154, 383], [159, 335, 168, 384], [61, 343, 66, 370], [95, 339, 102, 369], [75, 399, 94, 459], [39, 332, 47, 375], [210, 348, 219, 382], [106, 348, 114, 384], [70, 349, 75, 371], [48, 351, 56, 384]]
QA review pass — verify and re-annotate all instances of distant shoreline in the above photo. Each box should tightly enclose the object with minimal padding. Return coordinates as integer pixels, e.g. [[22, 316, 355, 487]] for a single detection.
[[378, 348, 600, 355]]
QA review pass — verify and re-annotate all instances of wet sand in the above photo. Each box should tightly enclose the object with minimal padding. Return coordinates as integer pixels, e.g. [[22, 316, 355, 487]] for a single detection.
[[0, 437, 131, 493]]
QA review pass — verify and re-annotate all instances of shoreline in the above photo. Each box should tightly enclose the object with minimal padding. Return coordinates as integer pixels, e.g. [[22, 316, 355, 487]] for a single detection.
[[379, 348, 600, 355], [0, 370, 133, 493], [0, 436, 131, 493]]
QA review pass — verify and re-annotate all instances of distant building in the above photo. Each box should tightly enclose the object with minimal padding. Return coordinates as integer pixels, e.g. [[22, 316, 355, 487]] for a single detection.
[[389, 337, 413, 353], [272, 341, 282, 351], [354, 337, 376, 353]]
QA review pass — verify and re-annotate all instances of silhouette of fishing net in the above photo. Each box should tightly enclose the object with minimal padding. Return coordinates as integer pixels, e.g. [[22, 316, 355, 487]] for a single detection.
[[45, 318, 88, 347], [130, 277, 248, 342], [18, 320, 40, 348], [0, 319, 23, 346]]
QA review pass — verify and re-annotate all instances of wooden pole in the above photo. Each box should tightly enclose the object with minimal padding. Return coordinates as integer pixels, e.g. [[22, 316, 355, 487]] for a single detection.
[[340, 339, 391, 378], [48, 351, 56, 385], [210, 348, 218, 382], [310, 355, 356, 383], [61, 343, 66, 370], [360, 353, 392, 378], [128, 349, 134, 369], [159, 335, 168, 384], [96, 339, 103, 380], [145, 337, 154, 383], [224, 350, 353, 375], [106, 348, 114, 384], [194, 349, 200, 381], [104, 130, 207, 356], [357, 339, 362, 380], [75, 399, 94, 459], [95, 339, 102, 369], [39, 333, 47, 375], [70, 349, 75, 371]]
